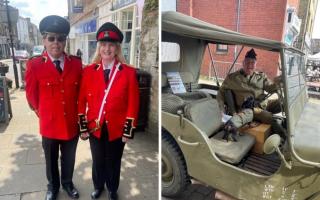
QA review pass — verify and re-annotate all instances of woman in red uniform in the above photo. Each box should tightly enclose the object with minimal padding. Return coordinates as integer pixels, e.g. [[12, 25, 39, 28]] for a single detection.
[[77, 22, 139, 200]]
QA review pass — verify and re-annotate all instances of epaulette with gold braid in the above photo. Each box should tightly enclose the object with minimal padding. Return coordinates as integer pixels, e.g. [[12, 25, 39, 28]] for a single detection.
[[28, 55, 42, 60]]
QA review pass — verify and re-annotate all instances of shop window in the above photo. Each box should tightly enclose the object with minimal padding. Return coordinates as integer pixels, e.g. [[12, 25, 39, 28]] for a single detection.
[[216, 44, 228, 54], [125, 31, 132, 43]]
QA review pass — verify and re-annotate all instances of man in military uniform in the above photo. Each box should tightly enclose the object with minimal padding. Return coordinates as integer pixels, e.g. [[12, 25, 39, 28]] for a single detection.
[[25, 15, 82, 200], [217, 48, 282, 141]]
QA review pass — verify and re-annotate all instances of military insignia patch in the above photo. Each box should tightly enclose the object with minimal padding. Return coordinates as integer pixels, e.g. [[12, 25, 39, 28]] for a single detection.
[[104, 31, 109, 38]]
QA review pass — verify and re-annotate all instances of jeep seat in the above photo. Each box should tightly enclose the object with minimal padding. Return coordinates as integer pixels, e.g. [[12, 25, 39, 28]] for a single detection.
[[209, 131, 255, 164], [184, 98, 255, 164], [184, 98, 222, 137], [161, 92, 210, 114], [176, 91, 212, 103], [162, 93, 186, 114]]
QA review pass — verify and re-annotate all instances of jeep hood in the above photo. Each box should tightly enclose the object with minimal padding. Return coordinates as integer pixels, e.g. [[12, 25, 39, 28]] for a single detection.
[[292, 101, 320, 163]]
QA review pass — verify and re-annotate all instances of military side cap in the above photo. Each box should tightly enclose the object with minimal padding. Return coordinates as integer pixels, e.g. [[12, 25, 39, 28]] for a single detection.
[[245, 48, 257, 59], [39, 15, 70, 35], [96, 22, 123, 43]]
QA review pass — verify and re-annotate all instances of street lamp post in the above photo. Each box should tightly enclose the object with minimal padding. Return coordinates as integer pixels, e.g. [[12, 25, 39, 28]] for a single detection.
[[4, 0, 19, 88]]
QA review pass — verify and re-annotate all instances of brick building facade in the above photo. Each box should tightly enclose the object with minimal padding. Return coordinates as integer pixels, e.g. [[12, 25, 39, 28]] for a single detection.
[[177, 0, 300, 79]]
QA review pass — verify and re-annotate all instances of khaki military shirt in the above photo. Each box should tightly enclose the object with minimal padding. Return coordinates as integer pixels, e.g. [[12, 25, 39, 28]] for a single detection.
[[217, 69, 278, 111]]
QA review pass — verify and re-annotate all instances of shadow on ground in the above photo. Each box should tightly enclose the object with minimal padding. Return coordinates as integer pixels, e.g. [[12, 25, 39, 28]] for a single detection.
[[0, 133, 159, 200], [161, 182, 215, 200]]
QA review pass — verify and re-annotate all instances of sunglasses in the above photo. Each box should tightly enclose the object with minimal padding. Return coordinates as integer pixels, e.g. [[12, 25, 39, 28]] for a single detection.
[[46, 35, 67, 42]]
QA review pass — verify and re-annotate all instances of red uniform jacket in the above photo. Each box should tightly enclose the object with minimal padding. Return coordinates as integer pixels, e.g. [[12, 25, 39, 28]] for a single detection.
[[78, 60, 139, 141], [25, 52, 82, 140]]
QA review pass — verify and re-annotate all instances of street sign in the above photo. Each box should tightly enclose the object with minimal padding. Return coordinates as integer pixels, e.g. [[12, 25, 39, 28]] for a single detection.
[[72, 6, 83, 13]]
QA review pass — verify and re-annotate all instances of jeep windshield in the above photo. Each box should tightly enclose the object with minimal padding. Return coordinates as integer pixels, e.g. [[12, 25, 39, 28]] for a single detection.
[[283, 49, 320, 167]]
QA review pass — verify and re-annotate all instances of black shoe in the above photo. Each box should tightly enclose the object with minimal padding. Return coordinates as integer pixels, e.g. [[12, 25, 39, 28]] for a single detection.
[[63, 185, 79, 199], [91, 188, 103, 199], [45, 190, 58, 200], [223, 121, 238, 142], [108, 191, 118, 200]]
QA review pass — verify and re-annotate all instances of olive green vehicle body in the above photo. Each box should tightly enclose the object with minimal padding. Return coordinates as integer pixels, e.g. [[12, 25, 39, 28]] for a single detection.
[[161, 11, 320, 200]]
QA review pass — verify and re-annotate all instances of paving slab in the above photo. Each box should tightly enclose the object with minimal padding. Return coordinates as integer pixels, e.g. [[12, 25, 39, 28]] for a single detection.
[[25, 146, 45, 165], [0, 194, 20, 200], [122, 151, 158, 177], [0, 135, 13, 150], [0, 148, 28, 166], [0, 164, 47, 195], [10, 133, 42, 149], [21, 191, 46, 200]]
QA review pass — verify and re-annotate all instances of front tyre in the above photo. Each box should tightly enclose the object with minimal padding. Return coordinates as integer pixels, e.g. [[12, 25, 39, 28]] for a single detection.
[[162, 132, 190, 197]]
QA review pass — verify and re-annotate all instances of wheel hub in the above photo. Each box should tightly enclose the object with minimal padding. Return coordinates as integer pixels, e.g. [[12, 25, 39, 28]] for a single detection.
[[162, 155, 174, 183]]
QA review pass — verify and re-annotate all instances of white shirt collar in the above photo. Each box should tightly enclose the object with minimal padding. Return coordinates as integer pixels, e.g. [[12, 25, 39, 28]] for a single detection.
[[103, 60, 115, 70], [48, 53, 65, 70]]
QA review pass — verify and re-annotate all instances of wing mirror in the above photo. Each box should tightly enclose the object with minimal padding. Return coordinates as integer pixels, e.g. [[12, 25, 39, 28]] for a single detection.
[[263, 134, 292, 169]]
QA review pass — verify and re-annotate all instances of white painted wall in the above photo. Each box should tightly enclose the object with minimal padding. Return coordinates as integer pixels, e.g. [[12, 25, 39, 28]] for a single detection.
[[17, 17, 30, 44]]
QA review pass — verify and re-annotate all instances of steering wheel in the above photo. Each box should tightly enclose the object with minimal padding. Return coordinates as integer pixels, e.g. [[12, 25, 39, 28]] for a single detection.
[[257, 78, 285, 115]]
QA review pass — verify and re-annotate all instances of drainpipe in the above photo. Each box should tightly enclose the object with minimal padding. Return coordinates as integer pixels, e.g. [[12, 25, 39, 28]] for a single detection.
[[234, 0, 241, 64], [190, 0, 193, 17]]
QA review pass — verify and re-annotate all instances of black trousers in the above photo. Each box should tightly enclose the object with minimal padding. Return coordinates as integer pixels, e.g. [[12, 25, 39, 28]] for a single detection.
[[42, 135, 79, 193], [89, 125, 125, 192]]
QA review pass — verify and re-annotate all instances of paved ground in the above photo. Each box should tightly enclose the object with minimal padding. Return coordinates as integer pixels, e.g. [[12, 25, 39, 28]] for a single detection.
[[0, 89, 158, 200]]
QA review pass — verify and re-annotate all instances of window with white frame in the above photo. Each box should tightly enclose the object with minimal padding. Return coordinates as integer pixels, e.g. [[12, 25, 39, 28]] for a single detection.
[[121, 10, 133, 30], [216, 44, 228, 53], [112, 13, 119, 27]]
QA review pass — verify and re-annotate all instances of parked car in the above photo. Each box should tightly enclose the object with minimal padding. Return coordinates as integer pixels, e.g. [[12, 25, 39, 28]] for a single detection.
[[13, 50, 29, 63], [32, 45, 44, 56], [162, 11, 320, 200]]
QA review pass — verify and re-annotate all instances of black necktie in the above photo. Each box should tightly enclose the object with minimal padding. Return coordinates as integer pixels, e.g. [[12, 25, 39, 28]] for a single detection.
[[104, 69, 111, 83], [53, 60, 62, 74]]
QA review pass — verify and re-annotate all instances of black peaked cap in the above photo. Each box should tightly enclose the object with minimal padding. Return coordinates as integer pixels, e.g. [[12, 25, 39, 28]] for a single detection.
[[96, 22, 123, 43], [245, 48, 257, 59], [39, 15, 70, 35]]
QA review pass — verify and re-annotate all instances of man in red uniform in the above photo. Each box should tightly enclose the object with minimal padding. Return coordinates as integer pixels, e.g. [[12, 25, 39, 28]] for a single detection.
[[78, 22, 139, 200], [25, 15, 82, 200]]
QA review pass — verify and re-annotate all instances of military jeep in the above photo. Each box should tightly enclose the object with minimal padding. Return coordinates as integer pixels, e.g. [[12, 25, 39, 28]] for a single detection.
[[161, 11, 320, 200]]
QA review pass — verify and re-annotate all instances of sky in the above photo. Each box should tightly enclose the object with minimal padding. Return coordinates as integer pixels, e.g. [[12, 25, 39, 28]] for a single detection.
[[313, 1, 320, 39], [10, 0, 68, 27]]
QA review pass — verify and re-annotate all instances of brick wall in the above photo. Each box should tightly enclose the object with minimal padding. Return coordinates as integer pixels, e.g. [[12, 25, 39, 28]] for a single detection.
[[177, 0, 190, 15], [178, 0, 300, 78]]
